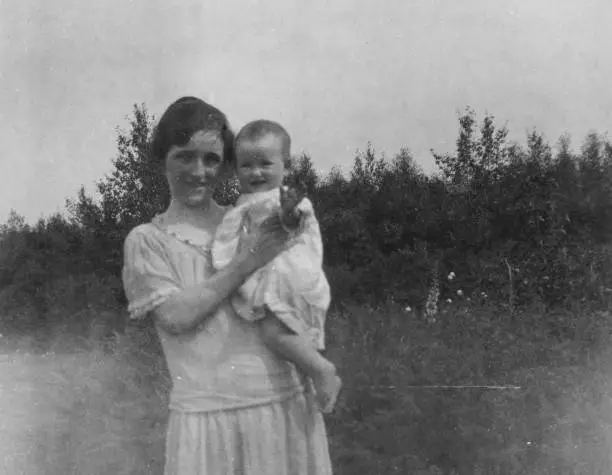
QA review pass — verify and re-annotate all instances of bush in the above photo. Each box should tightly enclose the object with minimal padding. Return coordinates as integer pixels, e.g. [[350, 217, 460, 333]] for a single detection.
[[323, 302, 612, 474]]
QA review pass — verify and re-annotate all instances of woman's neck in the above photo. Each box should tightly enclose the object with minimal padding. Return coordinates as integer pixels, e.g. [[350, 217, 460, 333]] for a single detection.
[[164, 198, 220, 226]]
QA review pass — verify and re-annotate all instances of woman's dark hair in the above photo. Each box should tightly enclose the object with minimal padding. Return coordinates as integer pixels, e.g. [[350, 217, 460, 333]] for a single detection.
[[150, 96, 236, 170]]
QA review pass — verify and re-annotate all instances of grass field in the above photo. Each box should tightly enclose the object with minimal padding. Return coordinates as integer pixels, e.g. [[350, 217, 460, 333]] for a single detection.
[[1, 302, 612, 474]]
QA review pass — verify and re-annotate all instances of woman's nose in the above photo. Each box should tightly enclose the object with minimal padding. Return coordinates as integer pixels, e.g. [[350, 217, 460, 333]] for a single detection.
[[192, 158, 208, 177]]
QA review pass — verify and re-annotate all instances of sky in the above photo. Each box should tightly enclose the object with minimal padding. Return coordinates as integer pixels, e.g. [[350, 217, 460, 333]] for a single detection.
[[1, 0, 611, 223]]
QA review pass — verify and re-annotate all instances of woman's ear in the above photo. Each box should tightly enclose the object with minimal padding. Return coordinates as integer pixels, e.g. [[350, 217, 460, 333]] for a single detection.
[[157, 159, 168, 180]]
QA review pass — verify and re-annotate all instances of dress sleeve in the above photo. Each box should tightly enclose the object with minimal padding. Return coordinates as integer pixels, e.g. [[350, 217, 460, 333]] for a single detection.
[[296, 196, 314, 215], [122, 226, 182, 320], [296, 198, 324, 263]]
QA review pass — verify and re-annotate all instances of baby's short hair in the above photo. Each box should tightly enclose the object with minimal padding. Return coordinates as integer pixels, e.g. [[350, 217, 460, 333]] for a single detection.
[[236, 119, 291, 162]]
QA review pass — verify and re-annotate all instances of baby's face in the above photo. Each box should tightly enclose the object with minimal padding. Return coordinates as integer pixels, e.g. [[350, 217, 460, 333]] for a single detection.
[[235, 134, 285, 194]]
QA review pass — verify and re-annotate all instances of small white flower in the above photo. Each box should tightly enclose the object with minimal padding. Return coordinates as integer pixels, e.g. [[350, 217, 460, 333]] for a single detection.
[[447, 272, 456, 281], [446, 298, 452, 303], [405, 306, 412, 312], [457, 290, 463, 297], [466, 297, 471, 301]]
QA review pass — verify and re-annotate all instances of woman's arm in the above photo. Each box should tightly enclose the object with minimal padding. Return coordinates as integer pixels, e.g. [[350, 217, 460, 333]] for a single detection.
[[153, 214, 291, 336], [152, 256, 253, 335]]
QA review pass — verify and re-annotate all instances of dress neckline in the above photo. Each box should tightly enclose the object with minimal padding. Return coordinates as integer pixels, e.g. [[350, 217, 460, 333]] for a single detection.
[[151, 202, 230, 250]]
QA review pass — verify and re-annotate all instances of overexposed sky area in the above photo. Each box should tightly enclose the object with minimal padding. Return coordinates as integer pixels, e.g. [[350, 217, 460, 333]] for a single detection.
[[1, 0, 611, 222]]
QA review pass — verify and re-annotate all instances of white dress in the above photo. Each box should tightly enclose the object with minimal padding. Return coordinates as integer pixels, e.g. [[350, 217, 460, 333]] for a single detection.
[[211, 189, 331, 350], [122, 211, 333, 475]]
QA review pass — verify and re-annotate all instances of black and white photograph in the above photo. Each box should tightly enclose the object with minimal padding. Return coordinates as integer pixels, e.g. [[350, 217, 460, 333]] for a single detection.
[[1, 1, 611, 474]]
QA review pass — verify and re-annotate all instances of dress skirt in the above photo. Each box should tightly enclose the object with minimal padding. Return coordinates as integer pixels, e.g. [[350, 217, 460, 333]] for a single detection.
[[163, 392, 333, 475]]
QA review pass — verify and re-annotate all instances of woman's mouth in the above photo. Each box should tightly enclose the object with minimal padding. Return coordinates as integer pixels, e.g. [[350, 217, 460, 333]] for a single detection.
[[187, 183, 209, 194]]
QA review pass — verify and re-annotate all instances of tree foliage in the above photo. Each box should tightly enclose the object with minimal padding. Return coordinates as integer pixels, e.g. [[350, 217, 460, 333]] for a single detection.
[[2, 106, 612, 334]]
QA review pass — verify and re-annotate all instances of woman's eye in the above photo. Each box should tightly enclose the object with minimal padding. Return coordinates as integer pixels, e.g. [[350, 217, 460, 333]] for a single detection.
[[205, 155, 221, 165]]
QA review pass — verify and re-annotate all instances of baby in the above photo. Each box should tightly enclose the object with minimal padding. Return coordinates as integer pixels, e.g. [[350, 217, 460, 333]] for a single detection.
[[211, 120, 341, 413]]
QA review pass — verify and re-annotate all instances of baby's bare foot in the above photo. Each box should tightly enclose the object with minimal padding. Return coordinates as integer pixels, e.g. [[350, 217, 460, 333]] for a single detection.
[[313, 364, 342, 414]]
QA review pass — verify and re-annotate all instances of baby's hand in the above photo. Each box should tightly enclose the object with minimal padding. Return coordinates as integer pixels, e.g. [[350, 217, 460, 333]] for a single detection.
[[279, 186, 305, 230]]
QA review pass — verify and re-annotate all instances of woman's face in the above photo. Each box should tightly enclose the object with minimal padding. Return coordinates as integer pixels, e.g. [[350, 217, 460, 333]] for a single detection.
[[165, 130, 225, 208]]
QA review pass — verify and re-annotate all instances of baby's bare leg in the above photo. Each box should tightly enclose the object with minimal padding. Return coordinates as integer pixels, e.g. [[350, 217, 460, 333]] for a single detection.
[[259, 311, 341, 413]]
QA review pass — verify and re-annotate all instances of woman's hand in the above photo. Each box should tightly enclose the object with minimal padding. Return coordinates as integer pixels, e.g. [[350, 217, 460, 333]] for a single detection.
[[235, 212, 292, 275]]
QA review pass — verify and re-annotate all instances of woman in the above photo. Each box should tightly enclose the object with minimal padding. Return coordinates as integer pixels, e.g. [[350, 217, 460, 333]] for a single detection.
[[122, 96, 334, 474]]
